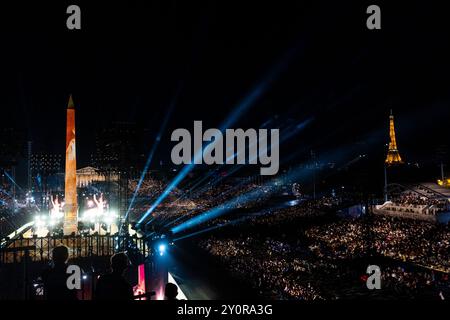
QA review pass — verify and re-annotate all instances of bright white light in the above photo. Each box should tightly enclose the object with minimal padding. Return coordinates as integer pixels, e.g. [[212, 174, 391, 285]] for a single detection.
[[168, 273, 188, 300], [35, 215, 47, 228], [82, 208, 96, 220], [109, 210, 117, 216], [103, 215, 113, 224], [158, 244, 166, 256], [288, 200, 300, 207]]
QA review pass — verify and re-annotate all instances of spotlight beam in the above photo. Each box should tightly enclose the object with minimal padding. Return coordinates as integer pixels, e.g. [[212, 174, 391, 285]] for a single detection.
[[162, 176, 252, 228], [171, 141, 367, 234], [123, 94, 177, 222], [0, 188, 13, 198], [172, 116, 277, 204], [173, 206, 282, 241], [3, 170, 24, 193], [161, 117, 313, 229], [137, 48, 299, 226], [177, 117, 313, 202]]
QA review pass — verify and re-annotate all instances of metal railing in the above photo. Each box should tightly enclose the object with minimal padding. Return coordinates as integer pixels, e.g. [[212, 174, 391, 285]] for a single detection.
[[0, 234, 150, 264]]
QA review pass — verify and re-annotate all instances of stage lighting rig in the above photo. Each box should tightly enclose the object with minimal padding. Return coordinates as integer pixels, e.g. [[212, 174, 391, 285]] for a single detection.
[[146, 232, 174, 257]]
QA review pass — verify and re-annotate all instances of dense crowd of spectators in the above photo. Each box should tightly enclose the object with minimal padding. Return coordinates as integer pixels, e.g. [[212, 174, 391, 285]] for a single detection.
[[2, 167, 449, 300], [386, 192, 449, 215], [245, 197, 339, 226], [126, 178, 186, 220], [128, 178, 165, 198], [381, 265, 448, 296], [126, 177, 281, 226], [306, 216, 450, 272], [198, 203, 449, 300], [0, 207, 33, 238], [126, 176, 449, 300], [393, 193, 435, 206], [0, 181, 12, 208], [194, 197, 339, 300], [200, 236, 324, 300]]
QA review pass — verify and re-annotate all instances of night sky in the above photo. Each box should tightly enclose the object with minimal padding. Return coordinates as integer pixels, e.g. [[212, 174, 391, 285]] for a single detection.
[[0, 1, 449, 171]]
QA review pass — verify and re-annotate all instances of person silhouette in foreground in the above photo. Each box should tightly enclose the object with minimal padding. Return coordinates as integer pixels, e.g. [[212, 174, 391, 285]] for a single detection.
[[95, 252, 134, 300], [41, 245, 78, 300], [164, 283, 178, 300]]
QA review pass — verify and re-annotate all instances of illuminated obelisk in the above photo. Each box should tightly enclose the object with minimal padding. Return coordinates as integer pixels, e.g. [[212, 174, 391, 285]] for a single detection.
[[64, 95, 78, 235]]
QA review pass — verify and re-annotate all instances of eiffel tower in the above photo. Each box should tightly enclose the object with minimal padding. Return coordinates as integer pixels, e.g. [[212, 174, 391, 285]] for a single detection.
[[385, 110, 404, 166]]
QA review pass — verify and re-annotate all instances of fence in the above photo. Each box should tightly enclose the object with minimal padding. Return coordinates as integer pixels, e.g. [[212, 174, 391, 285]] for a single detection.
[[0, 234, 151, 264]]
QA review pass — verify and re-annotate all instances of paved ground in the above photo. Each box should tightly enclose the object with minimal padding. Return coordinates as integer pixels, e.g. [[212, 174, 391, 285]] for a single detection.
[[168, 239, 261, 300]]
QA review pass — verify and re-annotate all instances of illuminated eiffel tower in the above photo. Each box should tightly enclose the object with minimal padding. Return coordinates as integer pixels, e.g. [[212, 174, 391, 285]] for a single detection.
[[385, 110, 404, 166]]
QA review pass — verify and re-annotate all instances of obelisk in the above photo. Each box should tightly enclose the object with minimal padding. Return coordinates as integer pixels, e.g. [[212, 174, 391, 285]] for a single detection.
[[64, 95, 78, 235]]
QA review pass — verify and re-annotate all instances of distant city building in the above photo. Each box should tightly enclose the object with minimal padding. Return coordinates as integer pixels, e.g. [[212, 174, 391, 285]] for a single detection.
[[76, 166, 118, 187]]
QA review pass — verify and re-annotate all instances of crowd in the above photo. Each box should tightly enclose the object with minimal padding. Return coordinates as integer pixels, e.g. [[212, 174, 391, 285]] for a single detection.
[[305, 216, 450, 272], [381, 265, 448, 297], [387, 192, 449, 215], [107, 176, 450, 300], [245, 197, 338, 226], [194, 197, 346, 300], [126, 176, 280, 228], [0, 181, 31, 238], [2, 167, 449, 301], [0, 181, 12, 208], [189, 181, 270, 210], [128, 178, 166, 198], [197, 202, 449, 300], [200, 236, 324, 300], [392, 193, 440, 206]]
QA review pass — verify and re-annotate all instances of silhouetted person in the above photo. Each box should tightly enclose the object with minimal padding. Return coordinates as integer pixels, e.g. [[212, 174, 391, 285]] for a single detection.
[[95, 252, 134, 300], [164, 283, 178, 300], [41, 245, 78, 300]]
